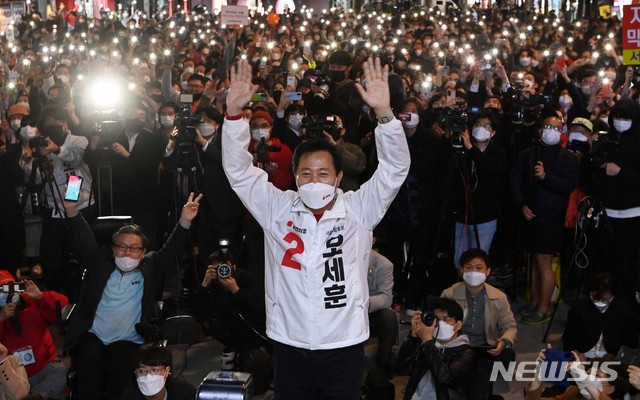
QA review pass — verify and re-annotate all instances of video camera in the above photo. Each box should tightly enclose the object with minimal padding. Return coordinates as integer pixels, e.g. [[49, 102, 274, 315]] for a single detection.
[[173, 98, 205, 168], [28, 136, 49, 151], [441, 102, 468, 149], [255, 137, 282, 165], [312, 72, 331, 101], [301, 115, 341, 141], [217, 239, 232, 279], [591, 130, 619, 165]]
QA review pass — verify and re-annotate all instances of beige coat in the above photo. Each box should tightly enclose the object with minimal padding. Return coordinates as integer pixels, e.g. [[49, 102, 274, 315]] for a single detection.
[[441, 282, 517, 346], [0, 355, 30, 400]]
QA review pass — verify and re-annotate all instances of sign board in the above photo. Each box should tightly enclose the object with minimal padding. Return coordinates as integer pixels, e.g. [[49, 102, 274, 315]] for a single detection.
[[622, 4, 640, 64], [220, 5, 248, 26]]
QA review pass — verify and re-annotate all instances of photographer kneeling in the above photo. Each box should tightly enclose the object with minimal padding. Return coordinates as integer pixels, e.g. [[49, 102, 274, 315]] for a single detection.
[[192, 246, 272, 395]]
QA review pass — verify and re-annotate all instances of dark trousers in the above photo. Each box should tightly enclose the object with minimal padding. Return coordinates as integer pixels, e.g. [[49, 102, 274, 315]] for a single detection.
[[598, 216, 640, 306], [469, 347, 516, 400], [369, 309, 398, 366], [273, 341, 364, 400], [70, 332, 140, 400]]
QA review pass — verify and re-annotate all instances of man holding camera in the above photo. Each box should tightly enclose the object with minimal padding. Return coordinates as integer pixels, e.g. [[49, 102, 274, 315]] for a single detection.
[[62, 192, 201, 400], [30, 105, 93, 293], [192, 246, 271, 394], [222, 58, 409, 399], [86, 102, 164, 248], [395, 298, 476, 400]]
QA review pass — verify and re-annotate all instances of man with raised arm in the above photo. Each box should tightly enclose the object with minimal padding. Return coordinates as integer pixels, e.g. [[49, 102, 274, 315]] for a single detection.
[[221, 58, 410, 399]]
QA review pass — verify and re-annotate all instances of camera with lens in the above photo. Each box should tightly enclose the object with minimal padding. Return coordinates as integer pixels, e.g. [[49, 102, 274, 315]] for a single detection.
[[421, 311, 435, 327], [441, 103, 468, 149], [29, 136, 49, 150], [217, 239, 232, 279], [255, 137, 282, 165], [301, 115, 341, 141], [94, 118, 123, 150], [591, 130, 619, 165], [312, 72, 331, 101]]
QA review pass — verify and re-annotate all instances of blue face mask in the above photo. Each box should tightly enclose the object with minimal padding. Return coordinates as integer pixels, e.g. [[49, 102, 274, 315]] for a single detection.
[[0, 292, 7, 305]]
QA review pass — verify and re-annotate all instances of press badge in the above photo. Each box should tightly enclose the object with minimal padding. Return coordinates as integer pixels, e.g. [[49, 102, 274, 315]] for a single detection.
[[14, 346, 35, 366]]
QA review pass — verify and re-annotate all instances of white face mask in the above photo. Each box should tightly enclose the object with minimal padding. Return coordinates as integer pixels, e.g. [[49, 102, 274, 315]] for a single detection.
[[180, 80, 189, 90], [613, 118, 632, 133], [20, 125, 37, 141], [160, 116, 175, 127], [10, 118, 22, 131], [184, 66, 195, 74], [579, 375, 604, 400], [251, 128, 271, 141], [568, 131, 588, 143], [472, 126, 491, 142], [272, 53, 282, 60], [581, 85, 592, 95], [519, 57, 531, 67], [115, 256, 139, 272], [463, 271, 487, 286], [531, 59, 539, 68], [198, 123, 216, 138], [541, 128, 561, 145], [56, 75, 70, 84], [136, 374, 166, 396], [401, 113, 420, 129], [288, 114, 303, 132], [591, 297, 612, 313], [297, 181, 337, 210], [559, 95, 573, 109], [436, 320, 456, 342]]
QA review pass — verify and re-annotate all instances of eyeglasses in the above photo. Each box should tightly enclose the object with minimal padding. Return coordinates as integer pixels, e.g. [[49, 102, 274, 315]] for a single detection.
[[436, 316, 457, 325], [187, 84, 204, 89], [474, 124, 492, 130], [134, 366, 166, 377], [542, 124, 562, 132], [113, 244, 144, 255]]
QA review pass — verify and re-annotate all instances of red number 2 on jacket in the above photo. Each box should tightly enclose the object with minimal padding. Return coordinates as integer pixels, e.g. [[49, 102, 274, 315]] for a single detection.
[[281, 232, 304, 270]]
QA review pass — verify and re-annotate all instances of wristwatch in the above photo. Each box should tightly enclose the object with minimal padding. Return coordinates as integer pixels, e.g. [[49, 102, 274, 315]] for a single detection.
[[500, 338, 513, 349], [377, 113, 395, 124]]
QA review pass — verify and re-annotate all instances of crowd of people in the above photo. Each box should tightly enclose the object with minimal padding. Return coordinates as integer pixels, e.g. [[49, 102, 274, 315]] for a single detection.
[[0, 0, 639, 398]]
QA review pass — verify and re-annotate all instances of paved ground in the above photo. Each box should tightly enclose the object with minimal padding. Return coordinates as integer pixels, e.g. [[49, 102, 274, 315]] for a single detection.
[[169, 287, 572, 399]]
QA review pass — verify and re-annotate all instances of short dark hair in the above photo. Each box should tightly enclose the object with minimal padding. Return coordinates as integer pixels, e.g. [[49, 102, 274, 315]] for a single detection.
[[136, 343, 172, 368], [187, 73, 208, 86], [471, 110, 500, 132], [112, 225, 149, 249], [292, 138, 343, 175], [284, 103, 306, 118], [206, 247, 238, 266], [589, 272, 616, 297], [431, 297, 464, 323], [158, 102, 178, 116], [458, 248, 493, 269], [40, 105, 68, 126]]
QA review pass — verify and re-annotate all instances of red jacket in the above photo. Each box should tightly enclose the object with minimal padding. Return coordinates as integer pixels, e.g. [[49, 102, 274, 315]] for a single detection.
[[249, 137, 294, 191], [0, 291, 69, 376]]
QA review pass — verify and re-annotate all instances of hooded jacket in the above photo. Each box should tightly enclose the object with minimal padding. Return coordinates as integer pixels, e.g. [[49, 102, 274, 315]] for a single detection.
[[601, 99, 640, 211]]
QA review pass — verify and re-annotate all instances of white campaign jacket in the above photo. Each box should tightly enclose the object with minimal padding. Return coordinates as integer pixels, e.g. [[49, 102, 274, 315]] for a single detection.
[[222, 117, 409, 350]]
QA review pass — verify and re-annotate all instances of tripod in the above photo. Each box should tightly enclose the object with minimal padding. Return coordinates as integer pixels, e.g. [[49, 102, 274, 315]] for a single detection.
[[22, 152, 67, 220], [429, 137, 481, 276]]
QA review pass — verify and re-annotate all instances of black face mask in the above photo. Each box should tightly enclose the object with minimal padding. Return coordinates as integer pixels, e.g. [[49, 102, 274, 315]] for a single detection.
[[45, 125, 66, 146], [125, 118, 144, 133], [329, 70, 346, 83], [150, 94, 164, 103], [192, 93, 203, 102]]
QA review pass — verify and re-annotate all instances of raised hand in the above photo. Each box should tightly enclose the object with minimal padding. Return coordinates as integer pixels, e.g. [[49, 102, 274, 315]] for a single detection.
[[355, 57, 392, 117], [226, 60, 258, 116], [180, 192, 203, 226], [23, 279, 42, 300]]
